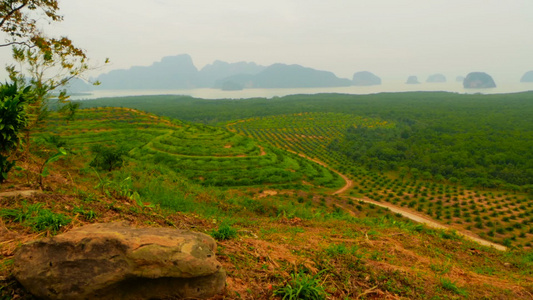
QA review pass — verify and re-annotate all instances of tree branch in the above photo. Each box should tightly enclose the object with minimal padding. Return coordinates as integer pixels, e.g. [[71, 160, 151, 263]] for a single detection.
[[0, 40, 34, 48], [0, 1, 29, 29]]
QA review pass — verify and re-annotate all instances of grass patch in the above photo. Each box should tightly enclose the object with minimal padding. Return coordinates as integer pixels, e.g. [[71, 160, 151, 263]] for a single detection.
[[440, 278, 468, 297], [274, 271, 327, 300], [0, 202, 71, 233]]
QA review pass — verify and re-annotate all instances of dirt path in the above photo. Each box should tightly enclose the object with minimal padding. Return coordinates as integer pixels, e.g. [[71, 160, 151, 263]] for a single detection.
[[293, 154, 508, 251], [226, 120, 245, 133], [284, 150, 355, 193], [344, 197, 507, 251], [331, 169, 354, 195]]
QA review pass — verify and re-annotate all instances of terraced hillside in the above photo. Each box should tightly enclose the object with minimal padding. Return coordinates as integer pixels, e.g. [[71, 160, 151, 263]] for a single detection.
[[228, 112, 533, 249], [41, 108, 343, 189]]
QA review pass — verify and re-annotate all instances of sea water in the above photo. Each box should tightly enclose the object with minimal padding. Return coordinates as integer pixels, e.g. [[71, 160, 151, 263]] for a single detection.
[[69, 81, 533, 101]]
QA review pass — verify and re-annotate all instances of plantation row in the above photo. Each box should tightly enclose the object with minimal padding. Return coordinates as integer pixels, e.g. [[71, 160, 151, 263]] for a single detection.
[[228, 112, 392, 169], [346, 168, 533, 248], [39, 108, 343, 189], [229, 112, 533, 248]]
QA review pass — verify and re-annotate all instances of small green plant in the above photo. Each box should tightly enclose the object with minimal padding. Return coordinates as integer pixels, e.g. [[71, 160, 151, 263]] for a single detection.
[[73, 206, 97, 221], [93, 171, 150, 207], [325, 243, 356, 257], [274, 271, 327, 300], [0, 201, 42, 223], [31, 209, 71, 232], [439, 230, 460, 240], [430, 260, 452, 275], [59, 101, 81, 121], [38, 146, 67, 188], [0, 202, 70, 233], [440, 277, 468, 297], [210, 223, 238, 241]]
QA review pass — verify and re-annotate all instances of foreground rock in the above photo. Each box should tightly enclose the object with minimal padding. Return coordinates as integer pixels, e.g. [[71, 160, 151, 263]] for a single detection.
[[14, 222, 225, 300], [352, 71, 381, 86], [463, 72, 496, 88]]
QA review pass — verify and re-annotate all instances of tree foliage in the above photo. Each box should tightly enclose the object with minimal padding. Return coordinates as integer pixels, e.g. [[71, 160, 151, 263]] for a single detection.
[[0, 82, 30, 181], [1, 1, 62, 48], [1, 0, 88, 87], [0, 1, 104, 183], [2, 1, 89, 123], [1, 1, 108, 161], [89, 145, 126, 172]]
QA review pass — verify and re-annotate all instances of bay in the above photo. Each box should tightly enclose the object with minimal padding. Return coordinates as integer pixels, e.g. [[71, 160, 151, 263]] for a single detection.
[[70, 81, 533, 101]]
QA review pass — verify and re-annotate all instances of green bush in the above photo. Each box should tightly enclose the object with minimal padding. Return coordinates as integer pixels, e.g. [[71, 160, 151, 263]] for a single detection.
[[210, 223, 238, 241], [90, 144, 126, 171], [0, 82, 30, 182]]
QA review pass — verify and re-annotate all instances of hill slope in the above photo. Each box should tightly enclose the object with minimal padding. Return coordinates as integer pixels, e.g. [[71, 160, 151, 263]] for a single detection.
[[1, 108, 532, 299]]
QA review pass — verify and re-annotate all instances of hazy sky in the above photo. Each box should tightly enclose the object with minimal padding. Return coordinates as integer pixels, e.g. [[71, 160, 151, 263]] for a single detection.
[[1, 0, 532, 82]]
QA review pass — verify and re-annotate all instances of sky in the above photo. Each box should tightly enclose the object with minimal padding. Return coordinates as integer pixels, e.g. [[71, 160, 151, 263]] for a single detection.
[[1, 0, 532, 82]]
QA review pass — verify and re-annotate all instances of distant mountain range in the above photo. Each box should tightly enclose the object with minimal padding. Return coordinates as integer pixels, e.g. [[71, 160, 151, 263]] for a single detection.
[[214, 63, 351, 89], [72, 54, 354, 91], [68, 54, 531, 92]]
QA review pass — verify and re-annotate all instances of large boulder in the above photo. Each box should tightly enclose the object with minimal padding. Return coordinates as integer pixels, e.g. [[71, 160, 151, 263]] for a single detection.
[[463, 72, 496, 88], [520, 71, 533, 82], [352, 71, 381, 86], [405, 75, 420, 84], [13, 222, 225, 300]]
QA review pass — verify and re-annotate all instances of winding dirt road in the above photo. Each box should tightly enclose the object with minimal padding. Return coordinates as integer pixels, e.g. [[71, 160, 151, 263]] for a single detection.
[[343, 196, 507, 251], [315, 157, 507, 251]]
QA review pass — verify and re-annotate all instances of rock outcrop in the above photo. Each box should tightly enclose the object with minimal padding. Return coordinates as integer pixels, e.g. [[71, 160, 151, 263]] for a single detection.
[[520, 71, 533, 82], [199, 60, 265, 87], [426, 74, 446, 83], [217, 63, 352, 88], [405, 76, 420, 84], [13, 222, 225, 300], [96, 54, 199, 90], [463, 72, 496, 88], [352, 71, 381, 86]]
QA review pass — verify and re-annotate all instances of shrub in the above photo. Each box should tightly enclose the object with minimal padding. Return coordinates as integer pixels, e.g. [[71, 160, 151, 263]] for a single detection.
[[210, 223, 238, 241], [0, 83, 30, 182], [90, 144, 126, 171]]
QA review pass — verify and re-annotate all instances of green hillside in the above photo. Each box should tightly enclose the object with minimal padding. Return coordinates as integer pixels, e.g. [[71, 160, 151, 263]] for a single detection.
[[229, 111, 533, 249], [1, 99, 532, 299], [43, 107, 343, 190]]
